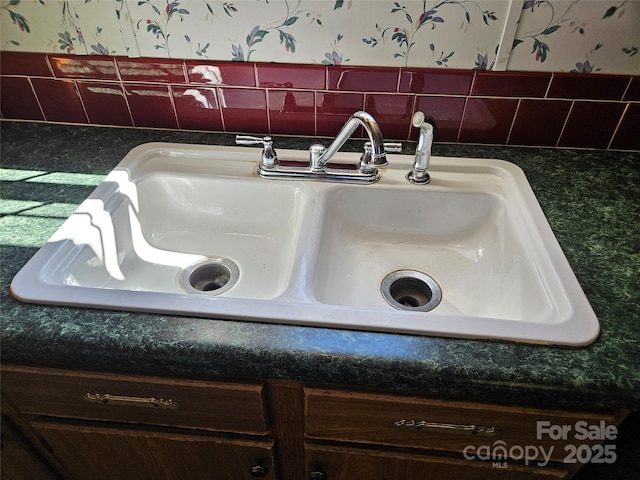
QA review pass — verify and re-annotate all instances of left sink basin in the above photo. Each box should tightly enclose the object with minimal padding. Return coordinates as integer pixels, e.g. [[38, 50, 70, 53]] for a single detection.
[[11, 143, 310, 307]]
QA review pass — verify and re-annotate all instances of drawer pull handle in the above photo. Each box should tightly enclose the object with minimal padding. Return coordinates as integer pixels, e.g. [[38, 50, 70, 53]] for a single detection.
[[393, 419, 497, 436], [83, 393, 180, 410]]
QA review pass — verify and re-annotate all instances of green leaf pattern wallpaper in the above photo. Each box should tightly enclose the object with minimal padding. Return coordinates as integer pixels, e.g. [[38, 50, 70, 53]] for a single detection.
[[1, 0, 638, 74]]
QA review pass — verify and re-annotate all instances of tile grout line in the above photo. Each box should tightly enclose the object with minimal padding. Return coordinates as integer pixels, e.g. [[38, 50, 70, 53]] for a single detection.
[[607, 102, 629, 150], [26, 77, 47, 122], [72, 79, 91, 125], [505, 98, 522, 146], [555, 100, 575, 148]]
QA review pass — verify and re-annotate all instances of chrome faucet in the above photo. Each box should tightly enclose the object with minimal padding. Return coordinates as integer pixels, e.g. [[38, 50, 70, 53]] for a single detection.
[[407, 111, 436, 184], [310, 111, 389, 173], [236, 111, 400, 184]]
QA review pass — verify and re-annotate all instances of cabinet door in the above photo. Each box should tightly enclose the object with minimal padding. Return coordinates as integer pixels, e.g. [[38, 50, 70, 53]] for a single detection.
[[306, 444, 569, 480], [33, 420, 276, 480], [0, 416, 58, 480]]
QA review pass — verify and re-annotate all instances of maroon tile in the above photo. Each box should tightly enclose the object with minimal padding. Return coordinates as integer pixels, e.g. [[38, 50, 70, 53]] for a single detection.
[[547, 73, 630, 101], [328, 66, 399, 93], [172, 86, 222, 131], [0, 76, 43, 120], [258, 64, 325, 89], [77, 81, 132, 126], [316, 92, 364, 136], [218, 88, 267, 132], [399, 68, 472, 95], [414, 96, 465, 143], [472, 71, 551, 98], [459, 98, 518, 145], [364, 94, 413, 140], [1, 52, 52, 76], [609, 104, 640, 150], [559, 101, 626, 149], [31, 78, 87, 123], [49, 55, 118, 80], [268, 90, 314, 135], [508, 99, 571, 147], [186, 61, 255, 86], [623, 76, 640, 101], [124, 83, 177, 129], [117, 58, 186, 83]]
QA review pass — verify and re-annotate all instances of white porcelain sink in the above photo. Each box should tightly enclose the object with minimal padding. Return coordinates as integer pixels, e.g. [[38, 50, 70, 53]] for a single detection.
[[11, 143, 599, 346]]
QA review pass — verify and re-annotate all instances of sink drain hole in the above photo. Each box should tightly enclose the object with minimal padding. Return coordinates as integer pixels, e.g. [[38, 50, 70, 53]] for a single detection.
[[381, 270, 441, 312], [192, 265, 230, 291], [180, 258, 239, 295]]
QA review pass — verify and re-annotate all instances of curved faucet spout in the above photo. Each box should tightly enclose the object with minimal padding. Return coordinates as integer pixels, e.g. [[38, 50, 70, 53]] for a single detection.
[[313, 111, 387, 172]]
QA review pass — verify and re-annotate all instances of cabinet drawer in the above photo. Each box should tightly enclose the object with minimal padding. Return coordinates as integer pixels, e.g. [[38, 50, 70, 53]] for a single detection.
[[2, 365, 267, 434], [305, 388, 625, 462]]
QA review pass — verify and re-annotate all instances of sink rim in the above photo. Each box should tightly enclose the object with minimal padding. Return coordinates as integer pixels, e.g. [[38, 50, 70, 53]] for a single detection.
[[10, 142, 600, 346]]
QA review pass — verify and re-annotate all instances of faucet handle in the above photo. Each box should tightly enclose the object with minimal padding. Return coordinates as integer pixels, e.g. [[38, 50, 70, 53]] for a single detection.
[[382, 142, 403, 153], [363, 141, 402, 153], [236, 135, 278, 169], [236, 135, 272, 145], [361, 141, 401, 169]]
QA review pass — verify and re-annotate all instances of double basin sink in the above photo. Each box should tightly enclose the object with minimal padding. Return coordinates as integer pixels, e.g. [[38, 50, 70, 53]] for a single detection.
[[10, 143, 599, 346]]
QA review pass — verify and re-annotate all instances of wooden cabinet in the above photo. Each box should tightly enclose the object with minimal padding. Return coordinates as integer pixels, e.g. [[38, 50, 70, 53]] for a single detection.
[[1, 365, 627, 480], [1, 365, 275, 480]]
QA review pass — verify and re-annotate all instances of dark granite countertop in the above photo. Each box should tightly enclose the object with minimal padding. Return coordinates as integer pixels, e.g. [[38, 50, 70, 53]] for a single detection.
[[2, 121, 639, 412]]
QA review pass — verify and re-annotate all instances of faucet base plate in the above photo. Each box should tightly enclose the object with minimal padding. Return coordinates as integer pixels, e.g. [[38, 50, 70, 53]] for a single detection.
[[258, 162, 380, 184]]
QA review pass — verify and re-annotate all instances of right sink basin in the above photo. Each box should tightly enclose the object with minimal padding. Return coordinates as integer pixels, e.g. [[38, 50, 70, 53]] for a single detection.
[[309, 156, 598, 346]]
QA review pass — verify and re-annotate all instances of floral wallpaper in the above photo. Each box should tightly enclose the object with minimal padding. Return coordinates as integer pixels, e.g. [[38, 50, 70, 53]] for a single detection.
[[507, 0, 640, 73], [1, 0, 638, 74], [1, 0, 129, 55]]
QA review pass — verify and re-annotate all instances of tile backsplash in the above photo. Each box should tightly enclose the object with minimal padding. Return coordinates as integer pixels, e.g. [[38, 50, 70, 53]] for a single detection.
[[1, 52, 638, 151]]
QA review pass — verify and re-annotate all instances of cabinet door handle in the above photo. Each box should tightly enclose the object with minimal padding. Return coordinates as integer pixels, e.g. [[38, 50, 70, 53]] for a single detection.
[[393, 419, 497, 436], [308, 471, 327, 480], [249, 464, 269, 477], [83, 393, 180, 410]]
